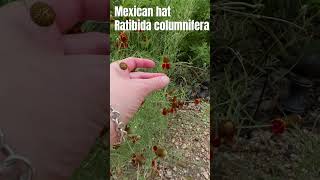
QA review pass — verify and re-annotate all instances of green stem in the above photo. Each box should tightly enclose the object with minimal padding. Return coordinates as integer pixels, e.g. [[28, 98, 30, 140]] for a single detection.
[[239, 124, 271, 129]]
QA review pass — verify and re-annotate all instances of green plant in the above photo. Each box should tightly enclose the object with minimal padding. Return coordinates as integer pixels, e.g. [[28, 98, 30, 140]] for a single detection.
[[110, 0, 209, 178]]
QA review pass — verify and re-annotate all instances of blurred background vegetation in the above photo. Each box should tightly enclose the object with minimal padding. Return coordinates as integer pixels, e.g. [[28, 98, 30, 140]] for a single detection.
[[213, 0, 320, 179]]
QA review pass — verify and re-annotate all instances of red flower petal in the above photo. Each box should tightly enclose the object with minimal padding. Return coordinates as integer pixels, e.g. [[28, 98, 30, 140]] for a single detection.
[[119, 32, 128, 42], [162, 108, 167, 116], [194, 98, 201, 105], [162, 63, 166, 69], [271, 119, 285, 134], [165, 63, 170, 69], [152, 146, 158, 152]]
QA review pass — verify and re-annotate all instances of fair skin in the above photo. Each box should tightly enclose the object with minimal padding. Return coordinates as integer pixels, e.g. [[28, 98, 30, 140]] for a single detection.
[[110, 58, 170, 144], [0, 0, 169, 179]]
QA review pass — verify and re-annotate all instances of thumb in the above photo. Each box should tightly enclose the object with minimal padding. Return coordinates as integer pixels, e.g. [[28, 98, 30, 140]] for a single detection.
[[142, 75, 170, 95]]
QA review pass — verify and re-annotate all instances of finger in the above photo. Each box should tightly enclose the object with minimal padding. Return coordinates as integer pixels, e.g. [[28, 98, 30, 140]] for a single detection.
[[117, 57, 155, 72], [31, 0, 108, 32], [63, 32, 109, 55], [129, 72, 165, 79], [139, 75, 170, 95]]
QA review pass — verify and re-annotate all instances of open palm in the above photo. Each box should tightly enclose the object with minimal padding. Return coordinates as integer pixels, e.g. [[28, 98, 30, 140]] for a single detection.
[[0, 0, 108, 179]]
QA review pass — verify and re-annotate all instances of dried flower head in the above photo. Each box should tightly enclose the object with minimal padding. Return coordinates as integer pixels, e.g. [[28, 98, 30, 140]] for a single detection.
[[219, 120, 236, 139], [152, 146, 167, 158], [128, 135, 141, 144], [151, 158, 160, 176], [152, 145, 158, 152], [178, 101, 184, 108], [131, 153, 146, 167], [284, 114, 303, 127], [119, 31, 128, 42]]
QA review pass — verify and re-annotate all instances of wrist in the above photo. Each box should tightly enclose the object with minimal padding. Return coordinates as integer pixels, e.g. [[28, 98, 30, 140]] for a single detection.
[[110, 119, 117, 145], [110, 105, 127, 146]]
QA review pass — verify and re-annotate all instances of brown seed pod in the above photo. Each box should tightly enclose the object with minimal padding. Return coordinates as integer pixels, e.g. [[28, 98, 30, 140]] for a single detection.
[[128, 135, 141, 144], [112, 144, 121, 150], [119, 62, 128, 70], [30, 2, 56, 27], [153, 147, 167, 158], [125, 126, 134, 135], [219, 120, 236, 139], [284, 114, 303, 127]]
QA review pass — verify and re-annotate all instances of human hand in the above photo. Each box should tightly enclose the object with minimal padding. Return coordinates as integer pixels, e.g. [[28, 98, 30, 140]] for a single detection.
[[110, 58, 170, 144], [0, 0, 107, 179]]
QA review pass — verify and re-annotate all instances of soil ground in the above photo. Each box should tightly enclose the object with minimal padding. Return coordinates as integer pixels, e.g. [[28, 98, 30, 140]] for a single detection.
[[158, 102, 210, 180], [213, 77, 320, 179]]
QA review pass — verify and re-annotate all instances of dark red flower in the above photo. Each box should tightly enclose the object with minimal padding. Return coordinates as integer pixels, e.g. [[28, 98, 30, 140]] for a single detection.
[[119, 31, 128, 43], [152, 145, 158, 152], [162, 108, 168, 116], [194, 98, 201, 105], [212, 137, 221, 148], [161, 62, 170, 70], [271, 118, 285, 134], [165, 63, 170, 69], [162, 63, 166, 69]]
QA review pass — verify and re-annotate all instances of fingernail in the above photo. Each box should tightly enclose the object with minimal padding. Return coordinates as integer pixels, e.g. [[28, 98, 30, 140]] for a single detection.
[[160, 76, 170, 84]]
